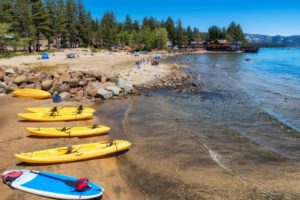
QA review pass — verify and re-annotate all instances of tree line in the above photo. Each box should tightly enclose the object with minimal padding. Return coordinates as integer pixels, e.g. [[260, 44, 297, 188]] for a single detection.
[[0, 0, 246, 53]]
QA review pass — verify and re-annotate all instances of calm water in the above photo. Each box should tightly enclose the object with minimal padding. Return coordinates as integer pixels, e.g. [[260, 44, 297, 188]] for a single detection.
[[97, 49, 300, 198], [237, 48, 300, 131]]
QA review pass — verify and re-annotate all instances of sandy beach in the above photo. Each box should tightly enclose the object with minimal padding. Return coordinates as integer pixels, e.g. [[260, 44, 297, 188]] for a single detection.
[[0, 95, 145, 200], [0, 49, 174, 87]]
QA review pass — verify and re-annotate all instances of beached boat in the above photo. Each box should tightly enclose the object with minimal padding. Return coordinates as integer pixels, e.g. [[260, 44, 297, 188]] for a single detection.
[[15, 140, 132, 163], [18, 112, 93, 121], [26, 125, 110, 137], [26, 106, 95, 114], [12, 89, 51, 99]]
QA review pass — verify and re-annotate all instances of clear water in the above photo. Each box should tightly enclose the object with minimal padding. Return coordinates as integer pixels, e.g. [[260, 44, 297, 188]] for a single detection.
[[97, 49, 300, 198], [236, 48, 300, 131]]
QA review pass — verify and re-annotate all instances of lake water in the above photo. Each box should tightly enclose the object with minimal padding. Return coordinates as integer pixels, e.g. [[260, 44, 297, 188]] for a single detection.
[[97, 48, 300, 198]]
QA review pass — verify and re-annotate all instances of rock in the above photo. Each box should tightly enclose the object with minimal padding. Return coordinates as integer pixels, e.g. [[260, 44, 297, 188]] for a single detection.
[[79, 80, 88, 87], [0, 69, 5, 80], [68, 79, 79, 88], [69, 87, 79, 94], [59, 92, 71, 100], [105, 86, 121, 96], [57, 83, 70, 93], [3, 76, 13, 84], [70, 71, 83, 79], [117, 78, 127, 87], [4, 68, 14, 75], [27, 73, 39, 83], [58, 73, 71, 83], [76, 90, 84, 97], [5, 83, 18, 93], [56, 68, 67, 75], [85, 87, 97, 97], [96, 89, 112, 99], [23, 83, 35, 89], [100, 75, 107, 83], [0, 82, 7, 88], [13, 75, 28, 85], [122, 83, 134, 94], [41, 79, 54, 90], [34, 71, 48, 82], [84, 77, 96, 82]]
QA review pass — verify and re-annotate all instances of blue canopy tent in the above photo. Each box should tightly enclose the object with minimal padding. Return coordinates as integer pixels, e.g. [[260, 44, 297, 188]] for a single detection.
[[42, 53, 49, 60]]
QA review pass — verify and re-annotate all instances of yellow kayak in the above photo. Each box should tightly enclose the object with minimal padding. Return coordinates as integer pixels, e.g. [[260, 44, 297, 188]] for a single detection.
[[15, 140, 132, 163], [26, 106, 95, 114], [18, 112, 93, 121], [26, 125, 110, 137], [12, 89, 51, 99]]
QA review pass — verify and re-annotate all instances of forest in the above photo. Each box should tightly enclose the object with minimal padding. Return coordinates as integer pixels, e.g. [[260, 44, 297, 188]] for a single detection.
[[0, 0, 246, 53]]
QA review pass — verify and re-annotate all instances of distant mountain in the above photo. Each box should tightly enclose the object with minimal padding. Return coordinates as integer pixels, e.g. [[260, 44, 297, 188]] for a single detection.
[[245, 34, 300, 47]]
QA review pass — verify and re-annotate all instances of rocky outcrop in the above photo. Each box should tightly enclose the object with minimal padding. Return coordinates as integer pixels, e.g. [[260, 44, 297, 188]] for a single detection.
[[97, 89, 113, 99], [0, 65, 197, 101], [105, 86, 121, 96]]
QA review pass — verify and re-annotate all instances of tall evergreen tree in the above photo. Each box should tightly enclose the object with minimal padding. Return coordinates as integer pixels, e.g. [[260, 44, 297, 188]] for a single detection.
[[192, 28, 202, 42], [100, 11, 118, 48], [186, 26, 193, 44], [165, 17, 176, 46], [31, 0, 51, 51], [208, 25, 224, 40], [133, 20, 140, 32], [65, 0, 78, 47], [124, 14, 133, 32]]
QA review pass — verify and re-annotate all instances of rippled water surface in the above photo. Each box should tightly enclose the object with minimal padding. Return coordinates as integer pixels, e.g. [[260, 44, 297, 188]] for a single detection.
[[97, 49, 300, 199]]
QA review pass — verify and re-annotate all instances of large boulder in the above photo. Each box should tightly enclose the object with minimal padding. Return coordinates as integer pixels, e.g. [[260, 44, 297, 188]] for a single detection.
[[59, 92, 71, 100], [105, 86, 121, 96], [85, 86, 97, 97], [122, 83, 134, 94], [13, 75, 28, 85], [96, 89, 112, 99], [41, 79, 54, 90]]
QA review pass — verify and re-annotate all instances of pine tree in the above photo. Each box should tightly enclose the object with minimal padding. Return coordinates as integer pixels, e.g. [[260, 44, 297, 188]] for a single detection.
[[100, 11, 118, 48], [175, 19, 187, 47], [31, 0, 51, 51], [133, 20, 140, 32], [66, 0, 78, 47], [124, 15, 133, 32], [186, 26, 193, 45], [208, 25, 223, 40], [192, 28, 202, 42], [153, 28, 168, 49], [165, 17, 176, 46]]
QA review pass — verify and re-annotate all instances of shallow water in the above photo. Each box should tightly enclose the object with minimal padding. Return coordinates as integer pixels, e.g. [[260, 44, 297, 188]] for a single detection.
[[96, 49, 300, 199]]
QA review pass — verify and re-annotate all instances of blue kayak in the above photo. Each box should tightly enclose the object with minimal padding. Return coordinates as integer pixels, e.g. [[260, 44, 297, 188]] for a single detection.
[[2, 170, 104, 199]]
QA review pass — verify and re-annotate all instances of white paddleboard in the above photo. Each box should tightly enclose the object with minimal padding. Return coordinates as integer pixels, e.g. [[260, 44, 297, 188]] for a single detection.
[[2, 170, 103, 199]]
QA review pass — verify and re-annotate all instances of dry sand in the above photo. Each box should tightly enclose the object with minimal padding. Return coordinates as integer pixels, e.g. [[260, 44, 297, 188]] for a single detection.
[[0, 49, 174, 86]]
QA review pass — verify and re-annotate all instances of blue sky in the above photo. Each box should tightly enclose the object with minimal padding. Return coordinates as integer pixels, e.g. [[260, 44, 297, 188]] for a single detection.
[[82, 0, 300, 36]]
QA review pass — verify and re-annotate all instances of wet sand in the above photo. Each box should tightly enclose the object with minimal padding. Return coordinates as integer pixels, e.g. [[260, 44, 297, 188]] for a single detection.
[[0, 95, 142, 200]]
